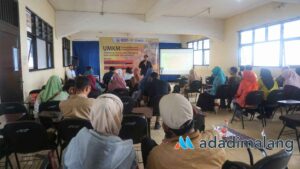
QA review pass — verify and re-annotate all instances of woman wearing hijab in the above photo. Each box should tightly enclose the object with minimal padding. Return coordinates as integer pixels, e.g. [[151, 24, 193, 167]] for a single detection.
[[196, 66, 226, 111], [130, 68, 141, 95], [108, 72, 127, 92], [34, 75, 69, 117], [281, 69, 300, 100], [63, 94, 137, 169], [87, 75, 101, 98], [234, 70, 258, 108], [259, 68, 278, 100], [258, 69, 278, 119]]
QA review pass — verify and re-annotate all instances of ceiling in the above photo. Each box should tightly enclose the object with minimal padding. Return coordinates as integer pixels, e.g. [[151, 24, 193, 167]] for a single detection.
[[47, 0, 290, 19]]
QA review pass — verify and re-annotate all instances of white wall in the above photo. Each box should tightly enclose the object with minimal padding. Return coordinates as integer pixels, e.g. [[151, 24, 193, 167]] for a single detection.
[[221, 2, 300, 77], [19, 0, 65, 100]]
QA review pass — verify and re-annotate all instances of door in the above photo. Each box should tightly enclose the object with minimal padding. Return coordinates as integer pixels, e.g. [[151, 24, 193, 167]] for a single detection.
[[0, 21, 23, 102]]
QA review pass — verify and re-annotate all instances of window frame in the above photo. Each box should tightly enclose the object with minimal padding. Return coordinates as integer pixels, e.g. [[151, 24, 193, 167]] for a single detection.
[[238, 17, 300, 67], [26, 8, 54, 72], [187, 38, 210, 66], [62, 37, 71, 67]]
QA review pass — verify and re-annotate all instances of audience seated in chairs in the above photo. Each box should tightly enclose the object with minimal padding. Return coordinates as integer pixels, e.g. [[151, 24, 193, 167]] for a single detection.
[[227, 67, 241, 108], [144, 72, 170, 129], [108, 69, 127, 92], [86, 75, 101, 98], [142, 94, 226, 169], [102, 66, 115, 87], [59, 76, 95, 120], [232, 70, 258, 118], [63, 94, 137, 169], [197, 66, 226, 111], [258, 68, 279, 119], [34, 75, 69, 117], [281, 69, 300, 100]]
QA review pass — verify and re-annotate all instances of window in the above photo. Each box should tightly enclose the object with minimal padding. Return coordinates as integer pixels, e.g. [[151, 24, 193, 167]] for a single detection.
[[62, 38, 71, 67], [187, 39, 210, 66], [26, 9, 54, 71], [239, 18, 300, 67]]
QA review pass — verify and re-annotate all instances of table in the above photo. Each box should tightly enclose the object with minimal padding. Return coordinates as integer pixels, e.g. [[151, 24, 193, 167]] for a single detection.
[[215, 126, 268, 165], [38, 111, 63, 123], [278, 100, 300, 114]]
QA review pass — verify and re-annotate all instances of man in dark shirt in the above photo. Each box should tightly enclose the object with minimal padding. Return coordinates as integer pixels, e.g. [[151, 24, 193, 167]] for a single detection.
[[144, 72, 170, 129], [102, 66, 115, 87], [139, 55, 152, 76]]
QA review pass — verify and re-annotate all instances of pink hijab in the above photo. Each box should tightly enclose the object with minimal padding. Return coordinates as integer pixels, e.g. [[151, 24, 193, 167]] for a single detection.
[[108, 73, 126, 91], [282, 69, 300, 89]]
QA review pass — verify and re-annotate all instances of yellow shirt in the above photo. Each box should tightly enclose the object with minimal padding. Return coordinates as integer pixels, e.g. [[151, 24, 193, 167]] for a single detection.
[[59, 94, 94, 120], [258, 79, 279, 100], [146, 131, 226, 169]]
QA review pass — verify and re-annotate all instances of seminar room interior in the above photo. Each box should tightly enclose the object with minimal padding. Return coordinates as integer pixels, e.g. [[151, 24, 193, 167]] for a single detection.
[[1, 0, 300, 169]]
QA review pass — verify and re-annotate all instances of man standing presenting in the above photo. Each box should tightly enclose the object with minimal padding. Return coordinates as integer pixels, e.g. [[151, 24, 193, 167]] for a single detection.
[[139, 55, 152, 76], [66, 64, 76, 80]]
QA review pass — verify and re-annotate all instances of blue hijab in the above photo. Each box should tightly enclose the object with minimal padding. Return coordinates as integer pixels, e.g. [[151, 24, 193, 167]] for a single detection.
[[209, 66, 226, 95], [139, 68, 153, 91]]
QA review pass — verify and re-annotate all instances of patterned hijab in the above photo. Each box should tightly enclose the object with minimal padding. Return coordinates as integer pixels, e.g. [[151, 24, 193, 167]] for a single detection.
[[39, 75, 63, 102], [90, 94, 123, 135]]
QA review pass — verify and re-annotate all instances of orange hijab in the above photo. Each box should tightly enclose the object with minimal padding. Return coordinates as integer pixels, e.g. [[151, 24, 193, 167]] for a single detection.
[[236, 71, 258, 107]]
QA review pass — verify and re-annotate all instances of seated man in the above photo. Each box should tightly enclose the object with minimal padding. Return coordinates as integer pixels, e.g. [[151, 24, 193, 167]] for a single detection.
[[142, 94, 226, 169], [144, 72, 170, 129], [60, 76, 95, 120]]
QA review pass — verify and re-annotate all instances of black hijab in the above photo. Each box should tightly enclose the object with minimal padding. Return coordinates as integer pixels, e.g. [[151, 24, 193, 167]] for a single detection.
[[260, 68, 274, 90]]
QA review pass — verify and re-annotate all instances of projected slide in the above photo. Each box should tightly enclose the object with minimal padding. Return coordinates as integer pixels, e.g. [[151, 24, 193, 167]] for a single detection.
[[160, 49, 194, 75]]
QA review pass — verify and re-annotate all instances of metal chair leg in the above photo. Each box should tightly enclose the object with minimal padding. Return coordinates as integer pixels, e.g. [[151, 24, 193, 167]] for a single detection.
[[241, 113, 245, 129], [295, 129, 300, 152], [278, 125, 286, 139], [15, 153, 21, 169], [5, 155, 13, 169], [231, 109, 236, 123]]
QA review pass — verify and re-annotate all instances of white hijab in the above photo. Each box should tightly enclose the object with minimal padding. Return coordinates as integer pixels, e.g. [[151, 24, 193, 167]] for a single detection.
[[282, 69, 300, 89], [90, 94, 123, 135]]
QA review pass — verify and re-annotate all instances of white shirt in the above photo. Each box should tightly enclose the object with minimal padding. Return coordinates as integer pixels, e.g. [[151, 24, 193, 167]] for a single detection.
[[66, 69, 76, 80]]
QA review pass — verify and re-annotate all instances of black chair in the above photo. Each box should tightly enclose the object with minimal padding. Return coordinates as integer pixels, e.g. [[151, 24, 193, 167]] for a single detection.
[[39, 101, 60, 112], [56, 118, 93, 162], [231, 91, 264, 129], [2, 121, 59, 169], [185, 80, 202, 102], [263, 90, 285, 118], [215, 85, 230, 109], [278, 114, 300, 152], [222, 149, 292, 169], [119, 115, 148, 144], [39, 101, 61, 129], [120, 96, 135, 114], [0, 103, 28, 115], [112, 88, 130, 97]]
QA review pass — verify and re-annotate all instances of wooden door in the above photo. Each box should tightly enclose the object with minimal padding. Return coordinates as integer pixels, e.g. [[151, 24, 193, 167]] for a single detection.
[[0, 21, 23, 102]]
